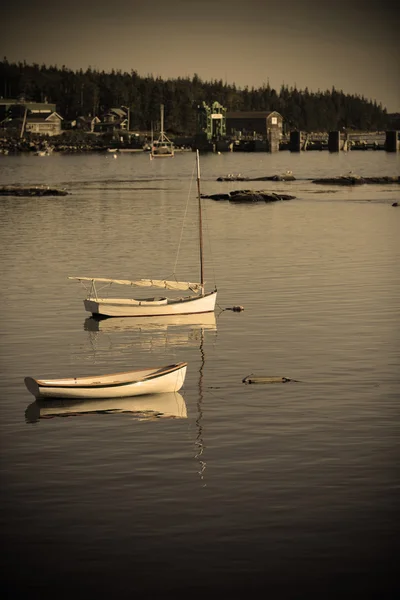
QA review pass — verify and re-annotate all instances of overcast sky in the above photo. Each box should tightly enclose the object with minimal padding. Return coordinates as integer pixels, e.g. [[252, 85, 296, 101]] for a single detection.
[[2, 0, 399, 111]]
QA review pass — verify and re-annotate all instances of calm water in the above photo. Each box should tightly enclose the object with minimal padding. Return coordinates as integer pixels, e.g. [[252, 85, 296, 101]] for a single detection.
[[1, 150, 399, 598]]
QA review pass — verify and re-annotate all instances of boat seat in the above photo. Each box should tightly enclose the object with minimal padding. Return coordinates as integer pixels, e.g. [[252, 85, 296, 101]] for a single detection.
[[137, 297, 168, 306]]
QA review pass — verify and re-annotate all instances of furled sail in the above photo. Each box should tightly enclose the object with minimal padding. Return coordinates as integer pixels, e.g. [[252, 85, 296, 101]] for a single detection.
[[68, 276, 202, 292]]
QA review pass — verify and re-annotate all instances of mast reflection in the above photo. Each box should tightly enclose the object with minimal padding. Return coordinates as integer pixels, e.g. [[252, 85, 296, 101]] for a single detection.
[[195, 325, 207, 484], [83, 313, 217, 359]]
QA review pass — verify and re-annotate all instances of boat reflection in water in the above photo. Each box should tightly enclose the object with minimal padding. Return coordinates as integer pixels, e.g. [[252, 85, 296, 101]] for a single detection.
[[84, 313, 217, 354], [84, 312, 217, 333], [25, 391, 187, 424]]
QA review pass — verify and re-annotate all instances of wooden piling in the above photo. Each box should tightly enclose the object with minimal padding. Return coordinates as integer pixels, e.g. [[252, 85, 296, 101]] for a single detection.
[[290, 131, 301, 152], [385, 131, 399, 152], [328, 131, 340, 152], [267, 130, 280, 153]]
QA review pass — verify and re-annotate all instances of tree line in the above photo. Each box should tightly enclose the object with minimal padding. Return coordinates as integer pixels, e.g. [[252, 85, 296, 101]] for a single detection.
[[0, 58, 390, 134]]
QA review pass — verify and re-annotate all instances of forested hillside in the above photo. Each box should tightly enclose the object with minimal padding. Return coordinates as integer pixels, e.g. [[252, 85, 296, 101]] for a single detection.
[[0, 59, 389, 133]]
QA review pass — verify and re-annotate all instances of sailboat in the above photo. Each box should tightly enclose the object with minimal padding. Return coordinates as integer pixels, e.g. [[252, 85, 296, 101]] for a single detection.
[[151, 104, 174, 158], [69, 150, 217, 318]]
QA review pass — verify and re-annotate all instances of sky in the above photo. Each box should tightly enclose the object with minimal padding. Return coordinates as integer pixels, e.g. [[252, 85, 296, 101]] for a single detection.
[[2, 0, 400, 112]]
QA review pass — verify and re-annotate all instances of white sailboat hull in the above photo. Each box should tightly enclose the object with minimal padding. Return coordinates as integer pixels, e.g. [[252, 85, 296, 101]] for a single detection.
[[151, 146, 174, 158], [84, 290, 217, 318], [25, 363, 187, 400]]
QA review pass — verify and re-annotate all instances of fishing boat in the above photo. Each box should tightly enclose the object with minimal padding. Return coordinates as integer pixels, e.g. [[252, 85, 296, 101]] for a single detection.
[[151, 104, 174, 158], [25, 392, 187, 423], [24, 362, 187, 400], [69, 150, 217, 317]]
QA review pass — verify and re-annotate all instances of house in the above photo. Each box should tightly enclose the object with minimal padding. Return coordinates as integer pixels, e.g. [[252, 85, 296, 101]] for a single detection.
[[0, 99, 63, 136], [76, 116, 101, 132], [0, 99, 57, 121], [226, 111, 283, 138], [24, 112, 63, 136], [94, 119, 128, 134], [99, 107, 129, 130], [103, 107, 127, 121]]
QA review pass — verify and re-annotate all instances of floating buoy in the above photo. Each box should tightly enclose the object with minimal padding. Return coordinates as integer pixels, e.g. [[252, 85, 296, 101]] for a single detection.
[[242, 375, 294, 384], [226, 306, 244, 312]]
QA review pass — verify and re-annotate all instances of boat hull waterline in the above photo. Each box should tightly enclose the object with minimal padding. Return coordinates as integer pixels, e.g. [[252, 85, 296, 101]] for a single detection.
[[24, 362, 187, 400], [84, 290, 217, 318]]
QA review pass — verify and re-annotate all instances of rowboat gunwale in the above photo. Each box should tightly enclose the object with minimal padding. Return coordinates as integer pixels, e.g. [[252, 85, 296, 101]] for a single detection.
[[29, 362, 187, 389]]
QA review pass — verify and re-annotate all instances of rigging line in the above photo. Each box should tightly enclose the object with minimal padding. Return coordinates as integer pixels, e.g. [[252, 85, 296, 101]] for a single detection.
[[173, 161, 197, 275], [79, 279, 113, 297], [201, 196, 217, 289]]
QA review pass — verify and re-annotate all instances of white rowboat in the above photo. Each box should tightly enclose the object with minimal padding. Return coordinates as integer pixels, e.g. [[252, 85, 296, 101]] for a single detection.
[[24, 362, 187, 400]]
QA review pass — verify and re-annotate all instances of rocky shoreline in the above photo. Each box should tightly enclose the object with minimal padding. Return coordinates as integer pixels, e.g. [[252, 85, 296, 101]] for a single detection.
[[0, 185, 68, 196], [311, 175, 400, 185], [217, 172, 295, 182], [0, 135, 129, 155], [216, 173, 400, 185], [0, 141, 109, 155], [202, 190, 296, 202]]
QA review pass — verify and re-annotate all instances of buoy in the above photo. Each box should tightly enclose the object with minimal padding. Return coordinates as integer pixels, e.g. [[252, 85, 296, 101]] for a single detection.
[[226, 306, 244, 312]]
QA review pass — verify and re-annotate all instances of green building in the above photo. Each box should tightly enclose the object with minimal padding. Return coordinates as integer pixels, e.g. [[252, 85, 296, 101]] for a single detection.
[[196, 101, 226, 140]]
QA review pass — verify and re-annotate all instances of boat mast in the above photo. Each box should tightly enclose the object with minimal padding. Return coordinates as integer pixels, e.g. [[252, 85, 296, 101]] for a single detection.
[[196, 150, 204, 294], [160, 104, 164, 141], [20, 106, 28, 139]]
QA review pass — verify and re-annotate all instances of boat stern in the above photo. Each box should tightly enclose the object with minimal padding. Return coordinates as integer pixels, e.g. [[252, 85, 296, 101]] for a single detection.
[[175, 363, 187, 392], [24, 377, 41, 400], [84, 298, 100, 315]]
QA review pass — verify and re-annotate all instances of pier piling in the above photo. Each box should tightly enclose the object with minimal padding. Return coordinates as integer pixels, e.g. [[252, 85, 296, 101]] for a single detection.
[[328, 131, 341, 152], [290, 131, 302, 152], [385, 131, 399, 152], [267, 129, 280, 153]]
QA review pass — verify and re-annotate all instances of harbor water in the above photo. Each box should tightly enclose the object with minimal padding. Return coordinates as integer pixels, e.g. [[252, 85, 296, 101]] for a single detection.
[[0, 150, 399, 598]]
